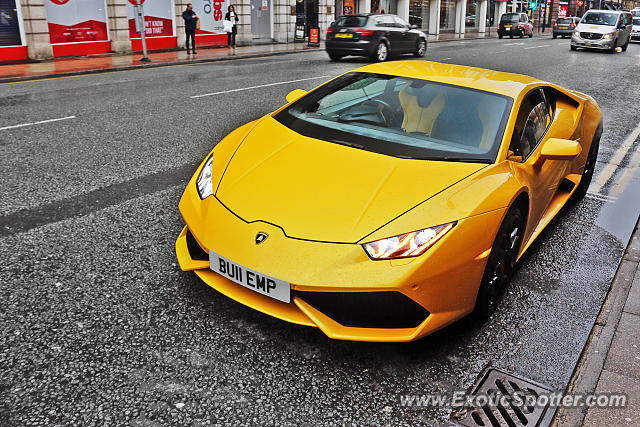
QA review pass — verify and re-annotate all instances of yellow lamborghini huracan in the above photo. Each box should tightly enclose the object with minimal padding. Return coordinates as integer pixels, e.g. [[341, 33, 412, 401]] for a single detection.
[[176, 61, 602, 342]]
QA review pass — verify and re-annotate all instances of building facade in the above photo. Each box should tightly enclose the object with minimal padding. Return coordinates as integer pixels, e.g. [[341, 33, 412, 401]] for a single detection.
[[4, 0, 638, 61]]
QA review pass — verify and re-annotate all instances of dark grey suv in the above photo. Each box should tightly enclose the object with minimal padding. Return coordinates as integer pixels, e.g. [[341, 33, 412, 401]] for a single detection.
[[325, 14, 427, 62]]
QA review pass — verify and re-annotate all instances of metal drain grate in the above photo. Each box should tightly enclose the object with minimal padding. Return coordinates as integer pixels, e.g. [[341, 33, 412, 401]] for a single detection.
[[451, 368, 553, 427]]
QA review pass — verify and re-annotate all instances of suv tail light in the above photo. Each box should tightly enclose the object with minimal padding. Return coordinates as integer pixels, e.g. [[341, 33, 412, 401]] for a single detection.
[[554, 22, 558, 27], [327, 27, 333, 33], [570, 23, 576, 27], [356, 29, 374, 35]]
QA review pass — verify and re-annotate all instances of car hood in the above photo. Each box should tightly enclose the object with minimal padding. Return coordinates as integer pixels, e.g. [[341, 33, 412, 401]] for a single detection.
[[576, 23, 616, 34], [215, 117, 487, 243]]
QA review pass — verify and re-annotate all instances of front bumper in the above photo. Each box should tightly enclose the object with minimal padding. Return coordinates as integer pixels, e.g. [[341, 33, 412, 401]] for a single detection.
[[176, 181, 506, 342], [632, 32, 640, 41], [571, 34, 614, 49]]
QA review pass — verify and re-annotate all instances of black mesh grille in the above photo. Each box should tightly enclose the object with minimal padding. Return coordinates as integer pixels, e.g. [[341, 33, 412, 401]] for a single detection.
[[294, 291, 429, 328], [186, 228, 209, 261], [580, 32, 603, 40]]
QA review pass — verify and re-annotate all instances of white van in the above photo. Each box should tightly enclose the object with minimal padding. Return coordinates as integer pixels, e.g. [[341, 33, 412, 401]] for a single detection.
[[571, 10, 633, 53]]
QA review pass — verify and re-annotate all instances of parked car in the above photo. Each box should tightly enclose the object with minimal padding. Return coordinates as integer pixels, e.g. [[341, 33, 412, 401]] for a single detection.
[[326, 14, 427, 62], [497, 13, 533, 39], [571, 10, 633, 53], [632, 16, 640, 41], [553, 17, 580, 38]]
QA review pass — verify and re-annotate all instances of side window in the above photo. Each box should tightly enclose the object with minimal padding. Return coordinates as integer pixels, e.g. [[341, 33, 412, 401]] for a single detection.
[[380, 16, 395, 27], [394, 16, 409, 28], [509, 88, 553, 160]]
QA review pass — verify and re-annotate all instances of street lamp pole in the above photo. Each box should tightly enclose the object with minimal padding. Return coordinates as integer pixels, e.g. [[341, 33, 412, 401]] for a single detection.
[[137, 0, 151, 62]]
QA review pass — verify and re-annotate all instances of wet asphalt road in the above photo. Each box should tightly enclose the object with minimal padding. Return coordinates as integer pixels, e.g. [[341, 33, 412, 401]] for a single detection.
[[2, 36, 640, 425]]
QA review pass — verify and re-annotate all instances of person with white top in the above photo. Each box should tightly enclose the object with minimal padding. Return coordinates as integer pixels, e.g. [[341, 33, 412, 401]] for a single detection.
[[224, 5, 239, 48]]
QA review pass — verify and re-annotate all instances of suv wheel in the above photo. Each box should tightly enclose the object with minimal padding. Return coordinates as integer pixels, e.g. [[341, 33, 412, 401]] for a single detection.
[[622, 37, 630, 51]]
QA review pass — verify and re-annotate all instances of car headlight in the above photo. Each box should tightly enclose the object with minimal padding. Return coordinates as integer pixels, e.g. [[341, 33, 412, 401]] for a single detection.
[[573, 30, 580, 37], [362, 222, 456, 260], [603, 32, 614, 40], [196, 154, 214, 199]]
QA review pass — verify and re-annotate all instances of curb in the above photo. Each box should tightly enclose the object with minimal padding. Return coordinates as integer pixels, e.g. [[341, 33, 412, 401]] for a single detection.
[[552, 217, 640, 426], [0, 47, 322, 84]]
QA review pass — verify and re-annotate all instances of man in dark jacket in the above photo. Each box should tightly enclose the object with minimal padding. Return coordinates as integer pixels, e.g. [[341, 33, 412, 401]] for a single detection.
[[182, 3, 198, 54]]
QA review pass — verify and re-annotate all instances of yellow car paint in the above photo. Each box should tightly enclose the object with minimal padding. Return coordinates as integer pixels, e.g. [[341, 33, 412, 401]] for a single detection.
[[176, 61, 603, 342]]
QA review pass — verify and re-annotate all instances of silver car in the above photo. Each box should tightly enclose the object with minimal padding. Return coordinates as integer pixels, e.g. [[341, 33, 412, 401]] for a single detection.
[[571, 10, 633, 53], [632, 16, 640, 41]]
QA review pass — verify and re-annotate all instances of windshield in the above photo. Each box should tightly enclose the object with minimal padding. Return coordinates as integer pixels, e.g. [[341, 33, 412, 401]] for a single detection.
[[501, 14, 519, 23], [557, 18, 572, 24], [274, 73, 512, 163], [581, 12, 618, 26], [634, 17, 640, 25], [334, 16, 368, 27]]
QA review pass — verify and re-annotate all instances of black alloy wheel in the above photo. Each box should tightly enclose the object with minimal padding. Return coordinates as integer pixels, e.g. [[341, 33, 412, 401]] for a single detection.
[[474, 206, 524, 319], [575, 125, 601, 198], [374, 42, 388, 62], [328, 52, 344, 61]]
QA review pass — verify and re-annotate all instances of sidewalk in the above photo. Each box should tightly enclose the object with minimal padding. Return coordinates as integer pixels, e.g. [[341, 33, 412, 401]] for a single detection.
[[0, 33, 503, 84], [553, 219, 640, 426]]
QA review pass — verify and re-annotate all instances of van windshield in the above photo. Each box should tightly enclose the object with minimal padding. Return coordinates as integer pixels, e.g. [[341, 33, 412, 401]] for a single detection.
[[581, 12, 618, 26]]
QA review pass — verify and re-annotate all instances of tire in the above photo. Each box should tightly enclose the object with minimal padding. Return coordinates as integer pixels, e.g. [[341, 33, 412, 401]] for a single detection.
[[570, 45, 577, 50], [520, 33, 524, 39], [414, 38, 426, 57], [553, 34, 557, 39], [575, 124, 601, 199], [328, 52, 343, 61], [609, 40, 617, 53], [622, 37, 629, 51], [529, 31, 533, 38], [499, 34, 503, 39], [373, 42, 388, 62], [474, 206, 524, 319]]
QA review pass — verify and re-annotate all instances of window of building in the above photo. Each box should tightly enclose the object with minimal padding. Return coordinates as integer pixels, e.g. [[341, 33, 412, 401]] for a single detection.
[[409, 0, 430, 32]]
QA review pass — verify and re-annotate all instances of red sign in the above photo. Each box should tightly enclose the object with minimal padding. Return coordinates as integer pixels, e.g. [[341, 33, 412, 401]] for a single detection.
[[310, 28, 319, 44], [577, 0, 583, 5], [558, 5, 568, 16]]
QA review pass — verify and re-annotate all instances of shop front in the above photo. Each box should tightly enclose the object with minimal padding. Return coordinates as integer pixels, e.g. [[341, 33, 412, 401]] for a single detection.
[[0, 0, 26, 61], [186, 0, 228, 46], [44, 0, 110, 57], [127, 0, 176, 51]]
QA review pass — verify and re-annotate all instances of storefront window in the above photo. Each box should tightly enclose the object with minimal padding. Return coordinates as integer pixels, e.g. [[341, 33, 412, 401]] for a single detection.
[[440, 0, 456, 30], [409, 0, 430, 31], [127, 0, 174, 39], [44, 0, 109, 44], [466, 0, 477, 27], [1, 0, 21, 46]]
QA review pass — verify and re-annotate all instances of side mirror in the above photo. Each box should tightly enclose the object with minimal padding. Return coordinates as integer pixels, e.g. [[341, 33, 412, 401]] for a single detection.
[[411, 24, 418, 29], [286, 89, 307, 104], [507, 150, 523, 163], [534, 138, 581, 166]]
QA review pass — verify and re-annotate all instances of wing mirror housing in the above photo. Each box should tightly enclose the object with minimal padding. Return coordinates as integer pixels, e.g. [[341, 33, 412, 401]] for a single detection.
[[286, 89, 307, 104], [533, 138, 581, 167]]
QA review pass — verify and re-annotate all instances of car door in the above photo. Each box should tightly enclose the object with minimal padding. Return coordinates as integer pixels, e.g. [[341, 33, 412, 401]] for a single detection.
[[507, 88, 564, 231], [376, 15, 401, 51], [393, 16, 416, 52]]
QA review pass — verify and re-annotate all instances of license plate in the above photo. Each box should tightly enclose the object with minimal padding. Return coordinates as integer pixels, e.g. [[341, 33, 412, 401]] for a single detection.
[[335, 33, 353, 38], [586, 43, 592, 46], [210, 251, 290, 303], [559, 26, 568, 29], [505, 25, 512, 28]]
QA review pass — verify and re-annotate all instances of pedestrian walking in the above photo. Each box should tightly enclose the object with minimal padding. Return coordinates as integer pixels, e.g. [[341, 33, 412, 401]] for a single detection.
[[183, 3, 199, 54], [224, 5, 239, 48]]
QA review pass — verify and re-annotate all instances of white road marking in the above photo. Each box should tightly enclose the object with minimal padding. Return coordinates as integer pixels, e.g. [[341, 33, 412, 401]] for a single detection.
[[439, 57, 452, 60], [591, 121, 640, 194], [503, 42, 525, 46], [191, 76, 331, 99], [586, 192, 618, 203], [0, 115, 76, 131], [524, 44, 552, 49], [610, 145, 640, 195]]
